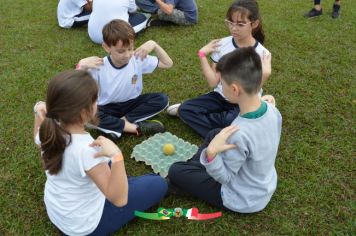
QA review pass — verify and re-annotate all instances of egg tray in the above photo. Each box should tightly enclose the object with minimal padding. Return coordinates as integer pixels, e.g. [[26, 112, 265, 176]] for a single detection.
[[130, 132, 198, 177]]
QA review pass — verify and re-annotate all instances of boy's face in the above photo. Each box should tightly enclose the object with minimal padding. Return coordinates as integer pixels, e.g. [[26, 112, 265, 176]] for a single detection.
[[103, 40, 134, 66]]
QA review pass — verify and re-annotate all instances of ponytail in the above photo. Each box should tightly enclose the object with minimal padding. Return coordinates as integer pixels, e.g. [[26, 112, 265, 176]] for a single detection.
[[253, 23, 265, 44], [39, 117, 71, 175], [38, 70, 98, 175]]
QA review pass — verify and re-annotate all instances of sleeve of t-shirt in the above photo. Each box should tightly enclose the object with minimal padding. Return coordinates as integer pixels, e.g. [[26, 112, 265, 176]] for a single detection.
[[79, 147, 109, 177], [200, 134, 247, 184], [128, 0, 137, 13], [210, 50, 220, 63], [88, 68, 99, 82], [141, 55, 159, 74]]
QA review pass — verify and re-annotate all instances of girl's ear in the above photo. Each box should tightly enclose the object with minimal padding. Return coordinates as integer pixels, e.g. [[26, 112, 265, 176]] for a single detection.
[[102, 43, 110, 53], [251, 19, 260, 30]]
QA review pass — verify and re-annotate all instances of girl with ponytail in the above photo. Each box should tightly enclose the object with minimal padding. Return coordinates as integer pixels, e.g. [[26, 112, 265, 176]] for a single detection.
[[33, 70, 167, 235]]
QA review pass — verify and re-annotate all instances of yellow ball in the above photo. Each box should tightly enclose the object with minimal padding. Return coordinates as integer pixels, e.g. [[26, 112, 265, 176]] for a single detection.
[[162, 143, 175, 155]]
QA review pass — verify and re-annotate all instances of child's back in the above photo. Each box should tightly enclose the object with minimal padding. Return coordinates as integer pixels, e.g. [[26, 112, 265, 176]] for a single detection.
[[215, 102, 281, 212]]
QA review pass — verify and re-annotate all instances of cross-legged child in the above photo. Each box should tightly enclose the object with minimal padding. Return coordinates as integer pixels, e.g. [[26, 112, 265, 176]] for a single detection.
[[77, 19, 173, 140], [57, 0, 92, 28], [167, 0, 272, 138], [168, 47, 282, 213], [88, 0, 150, 44], [136, 0, 198, 26], [33, 70, 167, 235]]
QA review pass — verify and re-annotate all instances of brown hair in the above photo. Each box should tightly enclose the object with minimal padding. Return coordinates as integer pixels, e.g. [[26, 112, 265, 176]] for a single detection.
[[102, 19, 135, 47], [39, 70, 98, 175], [226, 0, 265, 44]]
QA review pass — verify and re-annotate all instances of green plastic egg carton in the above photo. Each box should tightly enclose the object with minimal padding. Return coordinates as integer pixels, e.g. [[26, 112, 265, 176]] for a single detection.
[[130, 132, 198, 177]]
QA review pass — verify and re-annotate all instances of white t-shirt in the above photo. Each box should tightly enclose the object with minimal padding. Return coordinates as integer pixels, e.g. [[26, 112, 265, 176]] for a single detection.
[[89, 55, 159, 106], [57, 0, 87, 28], [43, 133, 109, 236], [88, 0, 137, 44], [211, 36, 270, 97]]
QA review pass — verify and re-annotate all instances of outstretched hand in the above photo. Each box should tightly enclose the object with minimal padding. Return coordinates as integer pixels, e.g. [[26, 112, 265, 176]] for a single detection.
[[34, 101, 47, 122], [261, 94, 276, 106], [135, 40, 156, 60], [261, 51, 272, 81], [199, 39, 221, 56], [206, 125, 239, 158], [90, 136, 121, 158], [78, 56, 103, 70]]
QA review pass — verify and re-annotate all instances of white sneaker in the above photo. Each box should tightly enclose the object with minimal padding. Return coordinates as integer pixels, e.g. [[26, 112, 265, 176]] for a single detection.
[[166, 103, 181, 116]]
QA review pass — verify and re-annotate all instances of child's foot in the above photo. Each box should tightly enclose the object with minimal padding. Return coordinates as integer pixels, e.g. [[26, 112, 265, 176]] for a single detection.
[[136, 120, 165, 136], [304, 8, 323, 18], [332, 4, 340, 18], [148, 19, 175, 27], [166, 103, 181, 116]]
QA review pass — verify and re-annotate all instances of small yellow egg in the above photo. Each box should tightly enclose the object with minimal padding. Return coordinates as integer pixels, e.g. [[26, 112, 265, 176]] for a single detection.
[[162, 143, 175, 155]]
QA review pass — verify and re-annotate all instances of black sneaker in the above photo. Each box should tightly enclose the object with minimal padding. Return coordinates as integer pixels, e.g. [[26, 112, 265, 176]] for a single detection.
[[97, 131, 120, 143], [332, 4, 340, 18], [136, 120, 165, 136], [304, 8, 323, 18], [148, 19, 175, 27]]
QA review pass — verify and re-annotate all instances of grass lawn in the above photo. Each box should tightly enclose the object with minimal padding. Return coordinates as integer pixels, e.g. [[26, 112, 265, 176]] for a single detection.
[[0, 0, 355, 235]]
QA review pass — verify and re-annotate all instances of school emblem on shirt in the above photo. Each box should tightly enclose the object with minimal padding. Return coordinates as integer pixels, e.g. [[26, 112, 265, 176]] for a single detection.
[[131, 74, 138, 85]]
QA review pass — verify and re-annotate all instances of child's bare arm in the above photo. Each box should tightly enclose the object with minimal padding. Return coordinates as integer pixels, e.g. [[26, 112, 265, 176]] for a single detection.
[[135, 40, 173, 69], [155, 0, 174, 15], [33, 101, 46, 146], [261, 51, 272, 85], [199, 39, 221, 88]]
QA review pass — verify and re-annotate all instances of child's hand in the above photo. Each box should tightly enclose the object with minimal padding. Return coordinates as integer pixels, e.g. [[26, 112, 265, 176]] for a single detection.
[[206, 125, 239, 158], [261, 51, 272, 81], [33, 101, 47, 121], [199, 39, 221, 56], [90, 136, 122, 158], [135, 40, 156, 60], [261, 95, 276, 106], [78, 56, 103, 70]]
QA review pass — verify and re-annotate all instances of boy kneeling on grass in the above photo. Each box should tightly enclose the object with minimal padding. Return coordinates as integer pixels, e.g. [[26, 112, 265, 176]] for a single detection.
[[77, 19, 173, 141], [168, 47, 282, 213]]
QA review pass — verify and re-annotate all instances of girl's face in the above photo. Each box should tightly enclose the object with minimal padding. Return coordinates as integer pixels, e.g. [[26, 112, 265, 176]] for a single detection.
[[226, 11, 258, 41]]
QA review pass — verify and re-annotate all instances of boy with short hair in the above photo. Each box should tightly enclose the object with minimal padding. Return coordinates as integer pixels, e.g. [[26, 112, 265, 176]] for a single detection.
[[77, 19, 173, 140], [168, 47, 282, 213]]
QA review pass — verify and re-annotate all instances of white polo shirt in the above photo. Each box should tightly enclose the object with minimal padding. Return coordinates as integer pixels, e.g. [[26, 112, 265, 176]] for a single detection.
[[57, 0, 88, 28], [211, 36, 270, 97], [89, 55, 159, 106]]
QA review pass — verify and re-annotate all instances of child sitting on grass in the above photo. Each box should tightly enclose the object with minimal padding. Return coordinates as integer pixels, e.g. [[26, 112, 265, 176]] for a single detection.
[[168, 47, 282, 213], [33, 70, 167, 235], [57, 0, 93, 28], [77, 19, 173, 141]]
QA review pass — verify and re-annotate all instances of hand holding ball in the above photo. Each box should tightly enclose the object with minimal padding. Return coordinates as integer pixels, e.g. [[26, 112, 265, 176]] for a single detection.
[[163, 143, 175, 155]]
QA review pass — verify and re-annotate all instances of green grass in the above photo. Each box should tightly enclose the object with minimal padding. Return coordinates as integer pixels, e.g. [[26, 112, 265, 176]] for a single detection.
[[0, 0, 355, 235]]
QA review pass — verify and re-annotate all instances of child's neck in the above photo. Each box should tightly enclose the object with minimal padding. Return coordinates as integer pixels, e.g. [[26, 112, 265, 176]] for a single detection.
[[65, 123, 87, 134], [238, 94, 262, 116], [109, 55, 126, 68], [233, 35, 256, 48]]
